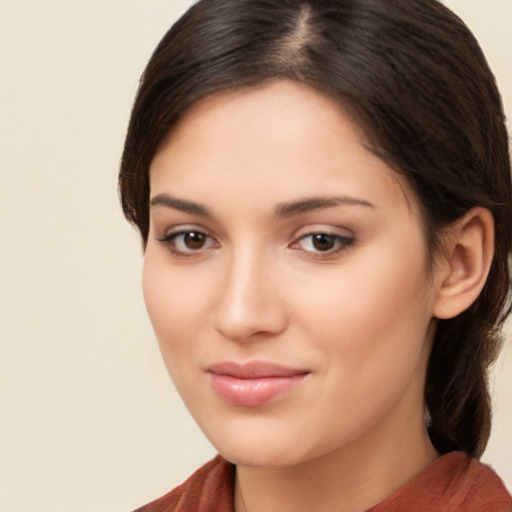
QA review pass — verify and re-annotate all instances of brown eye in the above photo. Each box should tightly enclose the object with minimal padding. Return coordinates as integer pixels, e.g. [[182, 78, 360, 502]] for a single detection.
[[158, 229, 218, 256], [292, 232, 355, 256], [183, 231, 207, 249], [311, 234, 336, 251]]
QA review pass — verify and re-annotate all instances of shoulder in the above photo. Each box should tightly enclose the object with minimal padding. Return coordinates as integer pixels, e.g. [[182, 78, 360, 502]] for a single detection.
[[133, 455, 235, 512], [370, 451, 512, 512], [461, 455, 512, 512]]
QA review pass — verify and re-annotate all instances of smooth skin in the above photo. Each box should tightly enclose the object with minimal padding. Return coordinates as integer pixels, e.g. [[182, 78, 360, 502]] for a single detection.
[[143, 80, 494, 512]]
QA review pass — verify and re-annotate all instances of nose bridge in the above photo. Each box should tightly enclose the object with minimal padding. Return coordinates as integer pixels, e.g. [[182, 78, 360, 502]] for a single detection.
[[214, 241, 286, 342]]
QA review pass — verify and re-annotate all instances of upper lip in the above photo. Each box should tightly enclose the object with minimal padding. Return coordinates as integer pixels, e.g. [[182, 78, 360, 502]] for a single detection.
[[206, 360, 309, 379]]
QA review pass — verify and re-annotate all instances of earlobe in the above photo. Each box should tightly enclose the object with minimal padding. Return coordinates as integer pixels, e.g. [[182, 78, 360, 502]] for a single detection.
[[433, 207, 494, 320]]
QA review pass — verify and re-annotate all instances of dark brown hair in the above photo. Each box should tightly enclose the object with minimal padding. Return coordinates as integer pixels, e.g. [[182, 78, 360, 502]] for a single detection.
[[119, 0, 512, 457]]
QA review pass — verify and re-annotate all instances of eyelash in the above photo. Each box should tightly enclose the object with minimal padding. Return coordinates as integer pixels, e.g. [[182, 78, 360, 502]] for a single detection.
[[157, 229, 219, 258], [156, 229, 355, 258], [291, 232, 356, 256]]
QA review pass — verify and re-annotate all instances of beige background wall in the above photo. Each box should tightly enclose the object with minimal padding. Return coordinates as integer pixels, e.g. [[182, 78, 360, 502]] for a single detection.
[[0, 1, 510, 511]]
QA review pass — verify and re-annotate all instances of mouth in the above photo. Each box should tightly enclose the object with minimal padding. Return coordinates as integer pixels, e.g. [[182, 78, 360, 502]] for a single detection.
[[206, 361, 310, 407]]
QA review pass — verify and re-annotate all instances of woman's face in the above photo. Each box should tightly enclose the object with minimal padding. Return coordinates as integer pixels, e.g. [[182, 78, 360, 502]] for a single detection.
[[143, 80, 440, 468]]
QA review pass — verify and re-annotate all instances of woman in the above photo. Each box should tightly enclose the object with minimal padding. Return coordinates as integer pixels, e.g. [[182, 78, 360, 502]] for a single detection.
[[119, 0, 512, 510]]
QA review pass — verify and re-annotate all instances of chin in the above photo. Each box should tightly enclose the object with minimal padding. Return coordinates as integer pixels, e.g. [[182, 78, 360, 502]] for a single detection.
[[220, 445, 303, 468], [203, 426, 321, 469]]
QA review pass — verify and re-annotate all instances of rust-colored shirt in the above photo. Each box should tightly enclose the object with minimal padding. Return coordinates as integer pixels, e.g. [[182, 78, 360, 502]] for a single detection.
[[134, 452, 512, 511]]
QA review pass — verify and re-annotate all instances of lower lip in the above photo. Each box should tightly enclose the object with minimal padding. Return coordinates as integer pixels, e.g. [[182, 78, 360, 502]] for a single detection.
[[208, 373, 307, 407]]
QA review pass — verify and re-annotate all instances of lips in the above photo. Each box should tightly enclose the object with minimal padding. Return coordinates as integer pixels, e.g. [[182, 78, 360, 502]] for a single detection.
[[207, 361, 309, 407]]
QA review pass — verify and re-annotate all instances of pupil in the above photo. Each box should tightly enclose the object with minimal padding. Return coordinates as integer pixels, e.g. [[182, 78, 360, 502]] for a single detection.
[[312, 234, 335, 251], [185, 232, 205, 249]]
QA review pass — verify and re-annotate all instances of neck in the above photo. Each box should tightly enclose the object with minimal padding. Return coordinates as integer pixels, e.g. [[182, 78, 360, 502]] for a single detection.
[[234, 407, 438, 512]]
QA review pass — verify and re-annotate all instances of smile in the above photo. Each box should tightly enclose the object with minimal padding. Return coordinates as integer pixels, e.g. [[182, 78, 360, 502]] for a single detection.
[[206, 361, 310, 407]]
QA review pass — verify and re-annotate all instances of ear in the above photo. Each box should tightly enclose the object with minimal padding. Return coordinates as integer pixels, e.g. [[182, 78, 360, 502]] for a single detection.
[[433, 207, 494, 320]]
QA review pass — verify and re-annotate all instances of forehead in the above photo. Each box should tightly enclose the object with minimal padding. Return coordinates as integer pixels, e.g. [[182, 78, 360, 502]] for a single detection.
[[159, 80, 371, 157], [150, 80, 417, 216]]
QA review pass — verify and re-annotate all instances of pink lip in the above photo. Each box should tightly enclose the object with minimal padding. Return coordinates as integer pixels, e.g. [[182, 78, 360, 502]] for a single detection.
[[207, 361, 309, 407]]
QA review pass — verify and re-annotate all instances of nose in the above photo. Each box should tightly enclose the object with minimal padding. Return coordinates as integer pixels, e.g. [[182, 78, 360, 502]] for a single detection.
[[213, 248, 288, 343]]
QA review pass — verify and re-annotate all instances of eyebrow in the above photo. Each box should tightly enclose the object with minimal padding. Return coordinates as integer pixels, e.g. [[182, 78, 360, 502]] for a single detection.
[[149, 193, 375, 218], [150, 194, 212, 217], [274, 196, 376, 218]]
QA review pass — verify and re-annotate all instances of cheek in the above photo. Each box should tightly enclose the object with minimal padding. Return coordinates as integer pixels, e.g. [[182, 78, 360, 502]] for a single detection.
[[292, 242, 434, 377], [141, 251, 215, 411], [142, 252, 205, 357], [289, 255, 434, 440]]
